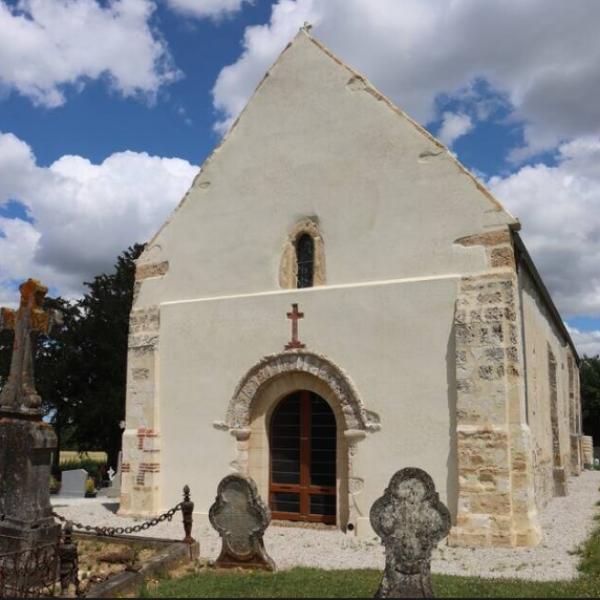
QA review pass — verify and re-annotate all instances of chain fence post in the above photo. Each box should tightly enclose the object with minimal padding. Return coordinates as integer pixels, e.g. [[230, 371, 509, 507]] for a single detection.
[[58, 521, 81, 597], [181, 485, 195, 544]]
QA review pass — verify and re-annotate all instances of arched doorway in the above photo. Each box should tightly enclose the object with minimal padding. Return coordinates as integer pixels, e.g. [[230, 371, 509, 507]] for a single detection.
[[269, 390, 337, 524]]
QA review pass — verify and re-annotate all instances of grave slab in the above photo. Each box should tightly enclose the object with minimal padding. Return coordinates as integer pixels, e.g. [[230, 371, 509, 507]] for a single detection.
[[370, 467, 451, 598], [209, 473, 275, 571]]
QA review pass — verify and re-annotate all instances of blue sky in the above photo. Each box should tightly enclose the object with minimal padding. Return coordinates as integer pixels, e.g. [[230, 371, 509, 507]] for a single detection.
[[0, 0, 274, 167], [1, 0, 600, 353]]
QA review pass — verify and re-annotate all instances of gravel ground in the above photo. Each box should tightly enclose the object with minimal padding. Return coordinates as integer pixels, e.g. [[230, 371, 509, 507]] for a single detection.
[[52, 470, 600, 581]]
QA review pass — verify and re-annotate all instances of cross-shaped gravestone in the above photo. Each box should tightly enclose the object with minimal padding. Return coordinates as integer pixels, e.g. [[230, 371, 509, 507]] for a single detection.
[[208, 474, 275, 571], [370, 468, 451, 598], [0, 278, 61, 416], [285, 303, 305, 350]]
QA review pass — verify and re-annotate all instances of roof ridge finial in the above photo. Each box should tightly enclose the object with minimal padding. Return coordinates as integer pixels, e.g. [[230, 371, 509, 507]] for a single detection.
[[301, 21, 313, 33]]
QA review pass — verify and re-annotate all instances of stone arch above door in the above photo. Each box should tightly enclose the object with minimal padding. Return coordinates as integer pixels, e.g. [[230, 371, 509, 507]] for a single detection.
[[220, 351, 380, 433]]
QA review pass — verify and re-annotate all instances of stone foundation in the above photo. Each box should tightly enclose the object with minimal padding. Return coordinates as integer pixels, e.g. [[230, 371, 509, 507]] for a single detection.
[[448, 272, 541, 547]]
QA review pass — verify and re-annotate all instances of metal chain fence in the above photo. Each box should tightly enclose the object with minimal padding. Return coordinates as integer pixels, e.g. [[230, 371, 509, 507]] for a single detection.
[[51, 484, 195, 540], [52, 502, 182, 537]]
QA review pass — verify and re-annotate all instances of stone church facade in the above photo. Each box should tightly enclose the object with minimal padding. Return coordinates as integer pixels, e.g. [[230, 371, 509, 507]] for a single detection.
[[119, 29, 583, 547]]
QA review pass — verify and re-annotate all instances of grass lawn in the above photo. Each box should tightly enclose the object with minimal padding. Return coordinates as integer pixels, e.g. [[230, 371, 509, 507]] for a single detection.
[[141, 568, 600, 598], [139, 495, 600, 598]]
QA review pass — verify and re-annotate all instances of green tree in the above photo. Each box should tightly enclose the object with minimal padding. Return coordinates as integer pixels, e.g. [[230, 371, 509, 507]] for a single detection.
[[0, 244, 143, 469], [69, 243, 145, 468], [581, 355, 600, 446], [37, 296, 82, 471]]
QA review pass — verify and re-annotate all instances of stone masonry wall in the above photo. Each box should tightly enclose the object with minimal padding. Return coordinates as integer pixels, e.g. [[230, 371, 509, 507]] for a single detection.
[[548, 347, 568, 496], [119, 304, 162, 517], [517, 258, 581, 510], [448, 271, 541, 547], [568, 354, 583, 475]]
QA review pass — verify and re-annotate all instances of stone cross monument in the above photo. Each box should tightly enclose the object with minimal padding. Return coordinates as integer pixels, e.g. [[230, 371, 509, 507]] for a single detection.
[[370, 468, 451, 598], [0, 279, 61, 553]]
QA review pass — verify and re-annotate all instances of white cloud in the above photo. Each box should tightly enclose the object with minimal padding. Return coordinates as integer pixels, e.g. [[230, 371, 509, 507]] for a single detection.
[[437, 112, 473, 147], [0, 0, 180, 107], [0, 131, 197, 300], [166, 0, 249, 20], [568, 327, 600, 358], [212, 0, 600, 156], [489, 136, 600, 318]]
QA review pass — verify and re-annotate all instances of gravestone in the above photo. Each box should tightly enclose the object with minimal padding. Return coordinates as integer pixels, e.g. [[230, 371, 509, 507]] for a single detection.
[[0, 279, 62, 554], [106, 451, 122, 499], [60, 469, 88, 497], [370, 468, 451, 598], [208, 473, 275, 571]]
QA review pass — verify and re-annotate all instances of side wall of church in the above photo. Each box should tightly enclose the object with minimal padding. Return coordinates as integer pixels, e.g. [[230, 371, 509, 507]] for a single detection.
[[519, 266, 582, 509]]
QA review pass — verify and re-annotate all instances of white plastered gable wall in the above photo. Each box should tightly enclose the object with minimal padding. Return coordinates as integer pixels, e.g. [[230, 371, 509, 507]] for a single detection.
[[132, 28, 517, 302], [120, 29, 578, 547]]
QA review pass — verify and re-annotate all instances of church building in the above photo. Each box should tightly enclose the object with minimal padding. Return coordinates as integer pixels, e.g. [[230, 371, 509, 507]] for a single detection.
[[119, 28, 583, 547]]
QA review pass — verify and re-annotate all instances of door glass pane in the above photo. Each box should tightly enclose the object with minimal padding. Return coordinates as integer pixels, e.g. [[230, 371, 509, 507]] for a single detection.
[[310, 494, 336, 516], [272, 492, 300, 514], [271, 394, 301, 484], [310, 395, 336, 487]]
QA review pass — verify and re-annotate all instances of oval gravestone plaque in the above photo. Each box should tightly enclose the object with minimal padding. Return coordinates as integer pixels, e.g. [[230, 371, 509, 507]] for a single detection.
[[370, 468, 451, 598], [209, 474, 275, 571]]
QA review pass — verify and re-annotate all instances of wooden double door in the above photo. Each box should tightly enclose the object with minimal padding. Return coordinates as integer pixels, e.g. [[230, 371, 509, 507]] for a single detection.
[[269, 390, 337, 524]]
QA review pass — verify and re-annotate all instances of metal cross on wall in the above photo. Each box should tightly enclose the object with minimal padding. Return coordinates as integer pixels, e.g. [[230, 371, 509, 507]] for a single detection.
[[0, 278, 60, 417], [285, 303, 306, 350]]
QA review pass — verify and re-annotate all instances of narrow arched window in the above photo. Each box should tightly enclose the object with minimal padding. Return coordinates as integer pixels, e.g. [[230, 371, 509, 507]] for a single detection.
[[296, 233, 314, 288]]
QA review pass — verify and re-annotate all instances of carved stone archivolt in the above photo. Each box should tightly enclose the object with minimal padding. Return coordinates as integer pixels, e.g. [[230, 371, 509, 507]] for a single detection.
[[222, 350, 380, 433], [279, 217, 326, 288]]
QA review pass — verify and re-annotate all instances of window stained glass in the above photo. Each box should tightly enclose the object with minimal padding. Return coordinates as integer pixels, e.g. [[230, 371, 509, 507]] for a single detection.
[[296, 233, 314, 288]]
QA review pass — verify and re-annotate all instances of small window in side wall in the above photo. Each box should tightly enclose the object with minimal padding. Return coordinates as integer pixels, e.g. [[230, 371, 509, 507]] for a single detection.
[[296, 233, 314, 288]]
